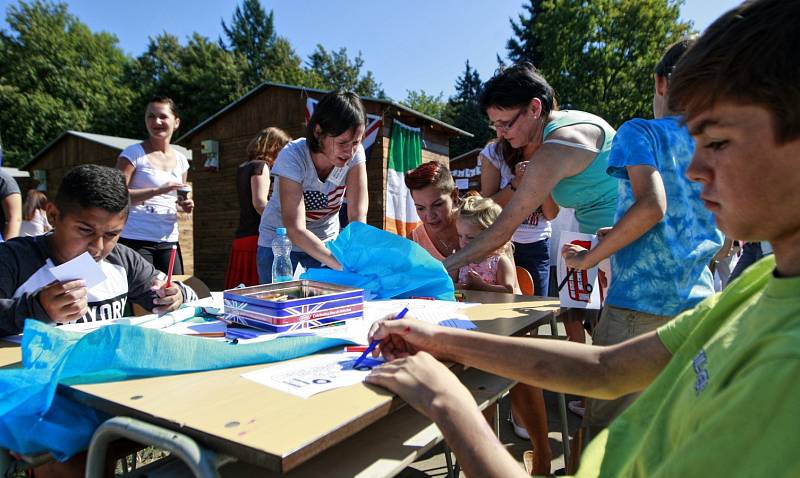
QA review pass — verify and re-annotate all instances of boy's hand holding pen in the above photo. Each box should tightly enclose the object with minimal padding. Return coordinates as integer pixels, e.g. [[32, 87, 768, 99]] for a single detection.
[[153, 245, 184, 314]]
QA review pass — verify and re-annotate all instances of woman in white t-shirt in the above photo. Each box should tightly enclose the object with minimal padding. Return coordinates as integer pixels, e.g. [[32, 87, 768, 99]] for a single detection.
[[116, 96, 193, 274], [480, 139, 559, 296], [257, 90, 368, 283]]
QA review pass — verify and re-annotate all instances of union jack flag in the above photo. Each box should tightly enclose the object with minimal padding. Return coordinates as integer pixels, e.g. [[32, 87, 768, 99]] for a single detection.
[[304, 185, 345, 221]]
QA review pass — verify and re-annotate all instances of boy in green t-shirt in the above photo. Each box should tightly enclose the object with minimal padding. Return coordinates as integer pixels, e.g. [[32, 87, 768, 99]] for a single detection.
[[362, 1, 800, 476]]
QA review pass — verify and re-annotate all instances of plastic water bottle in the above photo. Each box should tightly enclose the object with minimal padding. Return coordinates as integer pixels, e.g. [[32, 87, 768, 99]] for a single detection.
[[271, 227, 293, 283]]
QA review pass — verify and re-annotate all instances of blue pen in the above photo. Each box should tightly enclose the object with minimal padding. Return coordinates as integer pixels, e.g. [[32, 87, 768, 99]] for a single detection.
[[352, 306, 409, 368]]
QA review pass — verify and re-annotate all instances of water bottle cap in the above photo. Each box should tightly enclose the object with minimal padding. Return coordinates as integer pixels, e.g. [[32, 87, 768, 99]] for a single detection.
[[276, 227, 287, 236]]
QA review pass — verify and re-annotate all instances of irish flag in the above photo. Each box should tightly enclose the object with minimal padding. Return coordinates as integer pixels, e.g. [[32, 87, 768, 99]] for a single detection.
[[384, 120, 422, 236]]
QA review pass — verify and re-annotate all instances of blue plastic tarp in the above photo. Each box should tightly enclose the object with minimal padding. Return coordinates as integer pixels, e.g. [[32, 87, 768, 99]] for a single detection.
[[302, 223, 455, 301], [0, 319, 353, 460]]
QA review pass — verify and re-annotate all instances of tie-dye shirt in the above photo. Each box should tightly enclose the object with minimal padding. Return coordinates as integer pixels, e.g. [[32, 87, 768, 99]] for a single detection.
[[605, 116, 722, 317]]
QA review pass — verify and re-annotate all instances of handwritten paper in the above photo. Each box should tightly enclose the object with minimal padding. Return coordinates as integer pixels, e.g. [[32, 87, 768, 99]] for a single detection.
[[241, 352, 384, 398], [49, 252, 106, 288]]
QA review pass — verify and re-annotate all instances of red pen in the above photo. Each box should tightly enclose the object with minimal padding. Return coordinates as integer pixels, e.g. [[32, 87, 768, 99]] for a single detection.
[[165, 245, 177, 288]]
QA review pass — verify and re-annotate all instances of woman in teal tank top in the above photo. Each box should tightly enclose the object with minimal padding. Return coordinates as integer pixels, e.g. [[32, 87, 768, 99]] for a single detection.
[[444, 62, 618, 272]]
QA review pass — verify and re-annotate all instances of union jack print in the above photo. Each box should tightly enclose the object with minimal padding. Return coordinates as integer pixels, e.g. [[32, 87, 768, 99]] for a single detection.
[[304, 185, 345, 221]]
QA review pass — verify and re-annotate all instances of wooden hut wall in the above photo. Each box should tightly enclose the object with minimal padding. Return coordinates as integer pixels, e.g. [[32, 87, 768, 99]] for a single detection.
[[183, 87, 455, 288]]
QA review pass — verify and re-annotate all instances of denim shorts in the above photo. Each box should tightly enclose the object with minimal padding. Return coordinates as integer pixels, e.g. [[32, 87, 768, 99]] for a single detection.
[[513, 238, 550, 297], [256, 246, 323, 284]]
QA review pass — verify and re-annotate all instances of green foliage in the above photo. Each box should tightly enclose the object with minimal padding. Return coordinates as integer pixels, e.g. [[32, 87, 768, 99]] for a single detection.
[[507, 0, 545, 65], [401, 89, 447, 120], [0, 0, 134, 166], [305, 45, 383, 98], [220, 0, 304, 87], [124, 33, 248, 138], [0, 0, 389, 166], [445, 61, 493, 158], [506, 0, 692, 127]]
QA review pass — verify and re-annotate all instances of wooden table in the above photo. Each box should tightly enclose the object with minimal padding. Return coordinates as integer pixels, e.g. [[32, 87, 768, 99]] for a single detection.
[[2, 293, 559, 475]]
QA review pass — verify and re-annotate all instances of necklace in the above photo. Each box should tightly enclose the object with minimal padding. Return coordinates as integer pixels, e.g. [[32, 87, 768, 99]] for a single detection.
[[437, 236, 457, 255]]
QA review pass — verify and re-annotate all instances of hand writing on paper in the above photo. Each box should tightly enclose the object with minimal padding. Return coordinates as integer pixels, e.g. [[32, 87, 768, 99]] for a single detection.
[[366, 317, 445, 362], [562, 243, 598, 270], [366, 351, 473, 421], [38, 279, 88, 323], [151, 278, 184, 314]]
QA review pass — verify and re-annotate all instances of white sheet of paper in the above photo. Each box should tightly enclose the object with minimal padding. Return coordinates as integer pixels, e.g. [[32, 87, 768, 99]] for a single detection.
[[49, 252, 106, 288], [241, 352, 384, 398], [557, 231, 602, 309]]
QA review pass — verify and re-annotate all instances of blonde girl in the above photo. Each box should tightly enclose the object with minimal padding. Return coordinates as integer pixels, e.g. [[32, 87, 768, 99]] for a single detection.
[[455, 195, 520, 294]]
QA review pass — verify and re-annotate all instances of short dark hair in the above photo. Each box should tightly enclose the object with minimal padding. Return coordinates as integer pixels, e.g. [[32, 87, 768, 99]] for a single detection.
[[306, 90, 367, 153], [148, 95, 180, 118], [480, 62, 556, 118], [55, 165, 130, 217], [655, 37, 697, 81], [669, 0, 800, 143]]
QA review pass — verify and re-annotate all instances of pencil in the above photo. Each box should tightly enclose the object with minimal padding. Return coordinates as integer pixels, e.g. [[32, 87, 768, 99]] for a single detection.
[[352, 306, 409, 368], [166, 245, 177, 288], [558, 268, 574, 292], [186, 331, 226, 338]]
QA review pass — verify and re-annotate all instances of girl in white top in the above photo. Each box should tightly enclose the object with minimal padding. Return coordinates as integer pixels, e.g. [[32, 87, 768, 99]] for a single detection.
[[116, 96, 193, 274], [19, 189, 51, 237]]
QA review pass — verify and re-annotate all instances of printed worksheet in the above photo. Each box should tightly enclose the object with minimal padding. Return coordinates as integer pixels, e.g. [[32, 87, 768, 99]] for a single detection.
[[241, 352, 384, 398]]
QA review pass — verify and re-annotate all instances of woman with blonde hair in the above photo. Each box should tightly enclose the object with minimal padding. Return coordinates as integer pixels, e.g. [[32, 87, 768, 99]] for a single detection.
[[19, 189, 51, 237], [225, 127, 291, 288]]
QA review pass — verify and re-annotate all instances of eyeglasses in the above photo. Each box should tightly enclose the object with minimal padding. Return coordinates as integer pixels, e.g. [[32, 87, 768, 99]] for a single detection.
[[490, 107, 527, 133]]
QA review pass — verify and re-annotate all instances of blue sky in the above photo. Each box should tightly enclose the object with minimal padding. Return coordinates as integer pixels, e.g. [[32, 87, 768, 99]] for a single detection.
[[0, 0, 742, 100]]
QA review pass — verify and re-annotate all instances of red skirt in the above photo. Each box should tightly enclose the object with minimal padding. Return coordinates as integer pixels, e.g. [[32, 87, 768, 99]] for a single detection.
[[225, 235, 260, 289]]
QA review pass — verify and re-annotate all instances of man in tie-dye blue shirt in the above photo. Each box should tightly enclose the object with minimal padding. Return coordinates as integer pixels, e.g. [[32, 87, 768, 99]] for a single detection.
[[561, 38, 722, 432]]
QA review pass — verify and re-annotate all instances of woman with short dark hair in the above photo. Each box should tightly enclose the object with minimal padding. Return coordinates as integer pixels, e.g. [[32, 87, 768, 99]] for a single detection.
[[256, 90, 369, 283]]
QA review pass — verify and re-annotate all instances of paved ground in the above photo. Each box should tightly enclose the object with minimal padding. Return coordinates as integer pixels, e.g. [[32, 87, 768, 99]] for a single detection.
[[396, 390, 583, 477]]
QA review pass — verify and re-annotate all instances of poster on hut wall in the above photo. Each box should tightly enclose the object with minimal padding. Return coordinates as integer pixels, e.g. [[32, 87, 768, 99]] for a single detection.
[[556, 231, 606, 309]]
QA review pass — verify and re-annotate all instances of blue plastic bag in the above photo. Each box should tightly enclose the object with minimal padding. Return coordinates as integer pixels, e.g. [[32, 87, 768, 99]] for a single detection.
[[302, 222, 455, 300], [0, 320, 353, 460]]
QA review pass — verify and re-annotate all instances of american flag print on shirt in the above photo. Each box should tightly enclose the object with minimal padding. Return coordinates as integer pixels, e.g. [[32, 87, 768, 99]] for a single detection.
[[304, 186, 346, 220]]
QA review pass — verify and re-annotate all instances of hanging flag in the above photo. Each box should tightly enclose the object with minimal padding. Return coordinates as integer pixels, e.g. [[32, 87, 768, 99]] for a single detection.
[[305, 98, 382, 153], [384, 120, 422, 236]]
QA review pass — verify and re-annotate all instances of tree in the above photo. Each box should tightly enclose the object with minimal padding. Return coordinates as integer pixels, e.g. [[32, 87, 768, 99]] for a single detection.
[[401, 90, 447, 120], [506, 0, 692, 127], [221, 0, 304, 88], [506, 0, 545, 65], [305, 45, 384, 97], [445, 61, 493, 158], [0, 0, 134, 166], [126, 33, 248, 136]]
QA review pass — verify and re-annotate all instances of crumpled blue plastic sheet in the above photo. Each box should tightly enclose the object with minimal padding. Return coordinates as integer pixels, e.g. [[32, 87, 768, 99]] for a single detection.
[[302, 222, 455, 301], [0, 319, 352, 460]]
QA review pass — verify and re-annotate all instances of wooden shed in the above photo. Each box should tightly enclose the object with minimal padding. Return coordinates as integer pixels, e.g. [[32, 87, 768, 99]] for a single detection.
[[20, 131, 195, 274], [449, 147, 482, 195], [177, 82, 471, 289]]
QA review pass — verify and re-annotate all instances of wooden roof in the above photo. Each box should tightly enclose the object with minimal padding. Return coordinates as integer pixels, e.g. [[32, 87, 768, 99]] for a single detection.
[[176, 81, 473, 143]]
